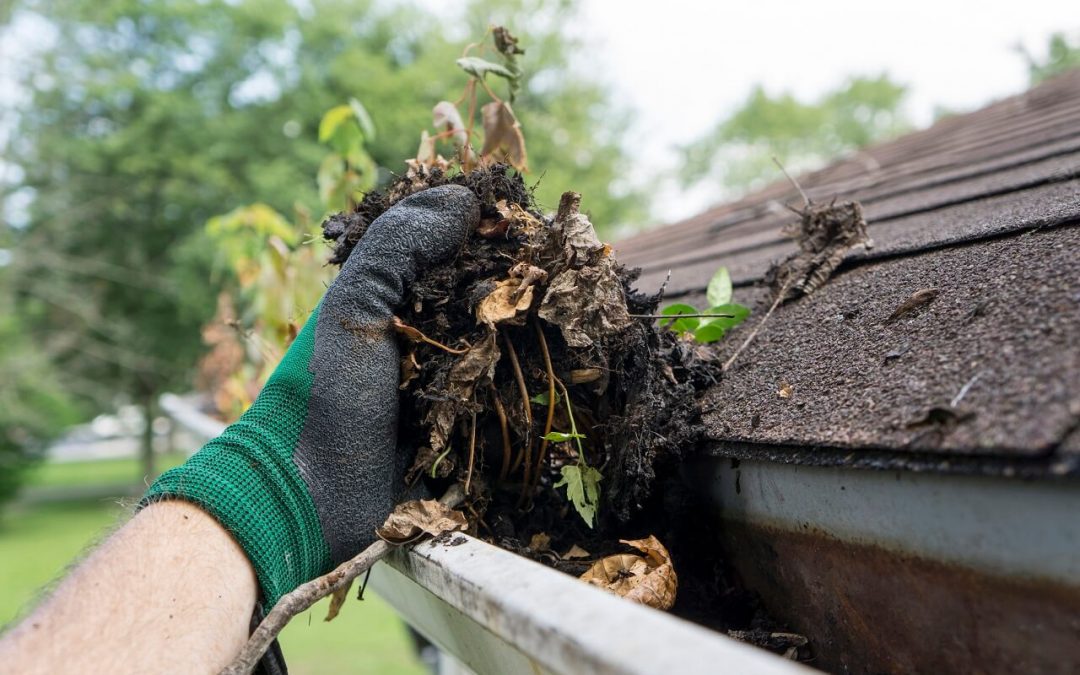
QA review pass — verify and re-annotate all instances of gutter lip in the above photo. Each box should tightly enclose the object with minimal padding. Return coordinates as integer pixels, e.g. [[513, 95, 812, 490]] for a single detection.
[[372, 532, 813, 675]]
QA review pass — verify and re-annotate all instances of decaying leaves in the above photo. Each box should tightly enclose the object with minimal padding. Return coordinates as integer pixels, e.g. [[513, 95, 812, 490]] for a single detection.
[[324, 578, 353, 622], [476, 278, 534, 327], [375, 499, 468, 545], [767, 199, 871, 301], [538, 193, 631, 347], [562, 544, 591, 560], [580, 535, 677, 610], [528, 532, 551, 552], [480, 101, 527, 171], [885, 288, 940, 324], [777, 380, 793, 399]]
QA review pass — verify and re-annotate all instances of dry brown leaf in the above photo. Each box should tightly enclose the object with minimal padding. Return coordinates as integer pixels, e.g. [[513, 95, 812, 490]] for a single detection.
[[400, 350, 421, 390], [562, 544, 591, 560], [777, 380, 793, 399], [476, 278, 534, 327], [579, 535, 677, 610], [432, 101, 468, 147], [495, 199, 542, 236], [324, 578, 353, 622], [375, 499, 468, 545], [480, 101, 527, 170], [528, 532, 551, 552]]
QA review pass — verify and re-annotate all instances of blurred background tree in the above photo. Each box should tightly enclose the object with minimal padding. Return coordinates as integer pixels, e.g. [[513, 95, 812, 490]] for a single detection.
[[680, 73, 910, 195], [1020, 31, 1080, 85], [0, 0, 644, 493]]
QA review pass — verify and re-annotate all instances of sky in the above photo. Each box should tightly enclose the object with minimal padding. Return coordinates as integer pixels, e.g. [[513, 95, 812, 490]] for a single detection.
[[566, 0, 1079, 220]]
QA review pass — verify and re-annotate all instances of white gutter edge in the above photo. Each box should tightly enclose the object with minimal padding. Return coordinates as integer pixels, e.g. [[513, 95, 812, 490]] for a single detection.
[[371, 533, 813, 675]]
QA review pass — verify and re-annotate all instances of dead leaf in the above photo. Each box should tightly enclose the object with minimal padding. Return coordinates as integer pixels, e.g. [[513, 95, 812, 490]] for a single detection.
[[476, 278, 534, 327], [539, 263, 631, 347], [495, 199, 542, 236], [579, 535, 677, 610], [476, 217, 509, 239], [767, 200, 871, 301], [425, 332, 500, 452], [886, 288, 940, 324], [325, 578, 353, 622], [777, 380, 793, 399], [562, 544, 591, 560], [480, 101, 527, 170], [432, 101, 468, 148], [569, 368, 601, 384], [375, 499, 468, 545], [528, 532, 551, 552], [400, 350, 421, 390]]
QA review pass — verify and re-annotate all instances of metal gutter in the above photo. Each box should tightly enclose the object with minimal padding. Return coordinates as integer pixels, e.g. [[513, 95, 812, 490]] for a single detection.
[[370, 532, 811, 675], [160, 394, 810, 674], [692, 456, 1080, 673]]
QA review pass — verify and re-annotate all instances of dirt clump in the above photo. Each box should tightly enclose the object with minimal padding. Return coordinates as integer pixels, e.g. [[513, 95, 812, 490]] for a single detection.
[[322, 165, 716, 543]]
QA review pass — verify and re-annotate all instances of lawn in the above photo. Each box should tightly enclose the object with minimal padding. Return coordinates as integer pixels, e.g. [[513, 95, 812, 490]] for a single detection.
[[0, 457, 426, 675]]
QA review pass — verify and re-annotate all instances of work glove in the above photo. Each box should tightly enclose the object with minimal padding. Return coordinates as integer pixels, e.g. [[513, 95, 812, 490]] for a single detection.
[[144, 185, 479, 608]]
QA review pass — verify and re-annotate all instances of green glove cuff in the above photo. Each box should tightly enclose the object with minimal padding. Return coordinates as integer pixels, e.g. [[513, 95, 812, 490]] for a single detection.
[[143, 306, 332, 607]]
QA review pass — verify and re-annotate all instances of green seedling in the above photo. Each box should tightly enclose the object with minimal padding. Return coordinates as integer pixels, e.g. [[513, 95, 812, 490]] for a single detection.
[[658, 266, 751, 343], [547, 384, 601, 528]]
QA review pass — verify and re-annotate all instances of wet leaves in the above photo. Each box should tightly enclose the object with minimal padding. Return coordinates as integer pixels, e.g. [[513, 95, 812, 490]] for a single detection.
[[580, 536, 677, 610], [375, 499, 468, 545]]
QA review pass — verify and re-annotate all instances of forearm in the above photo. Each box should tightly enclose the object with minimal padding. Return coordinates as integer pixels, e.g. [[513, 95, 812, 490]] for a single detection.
[[0, 501, 258, 675]]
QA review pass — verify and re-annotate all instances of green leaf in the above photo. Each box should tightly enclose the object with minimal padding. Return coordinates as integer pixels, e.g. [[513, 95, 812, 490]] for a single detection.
[[699, 303, 751, 330], [707, 267, 733, 307], [318, 105, 353, 143], [554, 464, 602, 528], [456, 56, 516, 81], [543, 430, 585, 443], [693, 324, 725, 343], [348, 98, 376, 142], [659, 303, 700, 334], [530, 391, 561, 406]]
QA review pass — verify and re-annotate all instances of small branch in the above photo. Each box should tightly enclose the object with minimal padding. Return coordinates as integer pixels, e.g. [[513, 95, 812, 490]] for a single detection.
[[722, 289, 787, 373], [221, 486, 465, 675], [464, 407, 478, 495], [392, 318, 469, 355], [629, 313, 736, 320], [502, 331, 532, 477], [521, 321, 556, 505], [773, 156, 810, 209], [489, 383, 513, 482]]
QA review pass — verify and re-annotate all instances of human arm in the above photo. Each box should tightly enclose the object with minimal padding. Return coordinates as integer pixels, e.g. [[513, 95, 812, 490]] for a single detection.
[[0, 184, 479, 673], [0, 501, 258, 675]]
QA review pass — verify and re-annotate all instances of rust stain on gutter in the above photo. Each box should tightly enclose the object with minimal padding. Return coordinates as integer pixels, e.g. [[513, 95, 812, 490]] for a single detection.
[[720, 519, 1080, 674]]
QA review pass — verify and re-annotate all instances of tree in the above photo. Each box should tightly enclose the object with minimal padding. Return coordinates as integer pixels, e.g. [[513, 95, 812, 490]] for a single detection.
[[1, 0, 644, 479], [680, 74, 910, 196], [1020, 32, 1080, 85]]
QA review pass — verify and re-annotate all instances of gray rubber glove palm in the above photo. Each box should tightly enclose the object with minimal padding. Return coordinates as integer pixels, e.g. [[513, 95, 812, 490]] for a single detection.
[[146, 185, 479, 606]]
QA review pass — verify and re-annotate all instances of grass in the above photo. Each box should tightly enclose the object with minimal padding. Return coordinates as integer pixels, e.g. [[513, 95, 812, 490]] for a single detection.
[[24, 451, 188, 490], [0, 456, 426, 675]]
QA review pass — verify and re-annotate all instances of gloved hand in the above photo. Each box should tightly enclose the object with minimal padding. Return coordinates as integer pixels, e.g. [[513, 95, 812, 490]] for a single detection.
[[145, 185, 479, 607]]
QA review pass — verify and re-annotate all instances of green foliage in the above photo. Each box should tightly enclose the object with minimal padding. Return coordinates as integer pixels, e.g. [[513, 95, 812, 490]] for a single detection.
[[659, 267, 750, 344], [317, 100, 378, 212], [1020, 32, 1080, 84], [554, 464, 602, 528], [546, 382, 600, 527], [529, 390, 560, 406], [681, 74, 910, 194]]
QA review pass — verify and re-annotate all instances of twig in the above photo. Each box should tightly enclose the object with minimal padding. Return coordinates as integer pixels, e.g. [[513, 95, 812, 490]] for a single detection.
[[391, 318, 469, 355], [773, 156, 810, 209], [521, 321, 556, 505], [464, 407, 478, 495], [722, 288, 787, 373], [220, 486, 465, 675], [629, 313, 736, 320], [502, 331, 532, 476], [488, 383, 512, 482]]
